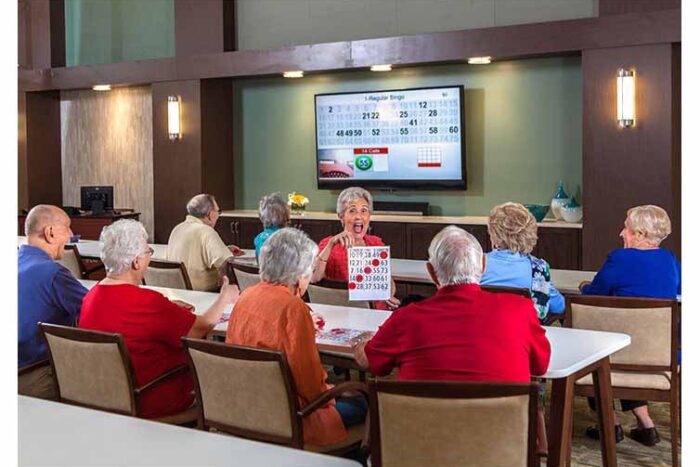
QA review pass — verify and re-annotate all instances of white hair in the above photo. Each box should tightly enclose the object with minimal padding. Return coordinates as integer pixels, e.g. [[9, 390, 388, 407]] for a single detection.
[[259, 192, 290, 228], [428, 226, 484, 286], [336, 187, 373, 217], [187, 194, 217, 218], [259, 228, 318, 286], [99, 219, 149, 275], [626, 205, 672, 246]]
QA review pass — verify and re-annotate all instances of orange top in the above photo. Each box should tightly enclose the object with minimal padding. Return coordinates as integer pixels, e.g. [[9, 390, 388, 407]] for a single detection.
[[225, 282, 347, 446]]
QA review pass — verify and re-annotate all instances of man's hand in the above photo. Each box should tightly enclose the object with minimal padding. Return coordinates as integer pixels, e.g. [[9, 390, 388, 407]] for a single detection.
[[228, 245, 245, 256], [353, 333, 374, 370]]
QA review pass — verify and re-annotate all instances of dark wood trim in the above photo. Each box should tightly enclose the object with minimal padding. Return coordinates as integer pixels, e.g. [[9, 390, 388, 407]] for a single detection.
[[135, 364, 190, 395], [48, 0, 66, 68], [223, 0, 236, 52], [25, 90, 62, 207], [18, 9, 680, 92], [145, 259, 194, 290], [21, 0, 65, 70], [599, 0, 680, 16], [481, 285, 531, 298], [548, 375, 575, 467], [174, 0, 227, 57], [18, 358, 50, 376]]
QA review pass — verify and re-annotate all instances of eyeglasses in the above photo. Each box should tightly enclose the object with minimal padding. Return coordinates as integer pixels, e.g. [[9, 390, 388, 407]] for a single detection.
[[144, 247, 155, 256]]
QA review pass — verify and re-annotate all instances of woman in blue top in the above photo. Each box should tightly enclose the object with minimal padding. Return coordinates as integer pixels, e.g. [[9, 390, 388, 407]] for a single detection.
[[480, 202, 564, 456], [582, 205, 680, 447], [253, 193, 291, 261]]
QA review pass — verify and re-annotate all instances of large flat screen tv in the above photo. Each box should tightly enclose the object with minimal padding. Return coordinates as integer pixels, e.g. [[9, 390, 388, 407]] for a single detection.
[[315, 85, 466, 190]]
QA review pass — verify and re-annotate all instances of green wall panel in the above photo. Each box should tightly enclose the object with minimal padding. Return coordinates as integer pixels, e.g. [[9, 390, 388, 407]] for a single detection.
[[234, 57, 582, 217]]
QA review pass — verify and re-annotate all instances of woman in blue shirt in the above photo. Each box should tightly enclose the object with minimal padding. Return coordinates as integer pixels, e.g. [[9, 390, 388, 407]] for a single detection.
[[582, 205, 680, 447], [253, 193, 291, 261]]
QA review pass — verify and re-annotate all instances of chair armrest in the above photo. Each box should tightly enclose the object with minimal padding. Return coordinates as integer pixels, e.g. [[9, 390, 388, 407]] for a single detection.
[[18, 359, 50, 376], [134, 364, 190, 395], [298, 381, 369, 419]]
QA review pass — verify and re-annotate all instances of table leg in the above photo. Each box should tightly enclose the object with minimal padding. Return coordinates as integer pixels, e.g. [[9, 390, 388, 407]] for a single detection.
[[547, 376, 574, 467], [592, 357, 617, 467]]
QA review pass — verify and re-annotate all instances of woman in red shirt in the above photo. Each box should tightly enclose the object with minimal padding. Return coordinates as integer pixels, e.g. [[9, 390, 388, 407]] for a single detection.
[[79, 219, 237, 419], [315, 187, 400, 310]]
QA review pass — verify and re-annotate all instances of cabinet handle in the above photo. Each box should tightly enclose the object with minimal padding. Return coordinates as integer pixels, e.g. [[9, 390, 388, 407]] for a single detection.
[[230, 221, 236, 234]]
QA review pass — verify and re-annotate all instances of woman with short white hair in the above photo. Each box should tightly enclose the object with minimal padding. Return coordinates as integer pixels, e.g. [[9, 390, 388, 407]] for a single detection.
[[253, 192, 291, 261], [79, 219, 237, 419], [581, 204, 680, 447], [316, 186, 400, 309], [226, 228, 368, 447]]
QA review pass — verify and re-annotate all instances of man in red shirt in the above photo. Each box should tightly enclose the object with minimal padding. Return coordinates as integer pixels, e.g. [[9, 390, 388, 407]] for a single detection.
[[354, 226, 551, 450]]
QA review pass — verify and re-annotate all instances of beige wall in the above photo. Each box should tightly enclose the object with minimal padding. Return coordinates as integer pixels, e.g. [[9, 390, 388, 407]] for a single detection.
[[60, 86, 155, 239], [236, 0, 598, 50]]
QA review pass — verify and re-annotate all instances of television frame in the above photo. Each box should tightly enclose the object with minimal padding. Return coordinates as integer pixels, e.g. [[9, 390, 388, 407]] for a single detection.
[[80, 186, 114, 213], [314, 85, 467, 191]]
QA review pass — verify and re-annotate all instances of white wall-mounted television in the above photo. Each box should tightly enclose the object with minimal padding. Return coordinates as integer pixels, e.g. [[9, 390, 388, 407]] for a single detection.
[[315, 85, 466, 190]]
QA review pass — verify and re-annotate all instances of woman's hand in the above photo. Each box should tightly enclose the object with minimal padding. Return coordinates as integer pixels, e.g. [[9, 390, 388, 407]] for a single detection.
[[384, 296, 401, 310], [218, 276, 238, 303], [330, 230, 357, 249], [311, 313, 326, 332]]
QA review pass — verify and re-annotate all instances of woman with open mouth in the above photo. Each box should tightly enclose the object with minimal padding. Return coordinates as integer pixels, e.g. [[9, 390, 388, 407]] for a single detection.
[[315, 186, 400, 310]]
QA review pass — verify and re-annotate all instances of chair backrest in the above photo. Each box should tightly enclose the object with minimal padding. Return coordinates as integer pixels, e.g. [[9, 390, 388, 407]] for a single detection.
[[567, 295, 677, 369], [57, 245, 85, 279], [38, 323, 137, 415], [144, 260, 193, 290], [369, 380, 538, 467], [232, 263, 262, 293], [182, 338, 302, 447], [307, 279, 371, 309], [481, 285, 531, 299]]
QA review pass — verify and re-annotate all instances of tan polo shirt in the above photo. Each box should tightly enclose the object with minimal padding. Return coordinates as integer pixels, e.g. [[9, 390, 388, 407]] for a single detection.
[[166, 215, 233, 292]]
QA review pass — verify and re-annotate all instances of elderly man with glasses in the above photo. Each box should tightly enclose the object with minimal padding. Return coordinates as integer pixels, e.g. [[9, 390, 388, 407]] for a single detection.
[[167, 193, 244, 291]]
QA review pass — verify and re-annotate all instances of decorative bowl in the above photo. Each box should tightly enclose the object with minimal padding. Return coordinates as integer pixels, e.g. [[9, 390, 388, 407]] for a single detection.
[[560, 206, 583, 223], [524, 204, 550, 222]]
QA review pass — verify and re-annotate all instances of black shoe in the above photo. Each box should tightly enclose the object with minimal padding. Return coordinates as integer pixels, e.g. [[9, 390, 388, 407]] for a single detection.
[[585, 424, 624, 443], [630, 427, 660, 447]]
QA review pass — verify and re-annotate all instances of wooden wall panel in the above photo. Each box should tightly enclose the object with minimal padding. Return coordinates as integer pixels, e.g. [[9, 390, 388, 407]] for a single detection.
[[60, 87, 155, 239], [582, 44, 680, 269], [174, 0, 229, 56], [25, 91, 63, 208], [599, 0, 680, 16]]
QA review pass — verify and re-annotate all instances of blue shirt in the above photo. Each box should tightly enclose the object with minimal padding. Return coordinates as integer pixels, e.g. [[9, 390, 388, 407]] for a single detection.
[[581, 248, 681, 298], [254, 226, 282, 261], [481, 250, 565, 316], [18, 245, 88, 368]]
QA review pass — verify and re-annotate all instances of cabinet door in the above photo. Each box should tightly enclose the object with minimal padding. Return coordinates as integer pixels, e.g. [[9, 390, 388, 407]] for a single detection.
[[368, 222, 407, 258], [533, 228, 582, 270], [237, 218, 262, 249], [293, 220, 334, 244], [458, 224, 491, 253], [406, 223, 449, 260], [215, 217, 239, 245]]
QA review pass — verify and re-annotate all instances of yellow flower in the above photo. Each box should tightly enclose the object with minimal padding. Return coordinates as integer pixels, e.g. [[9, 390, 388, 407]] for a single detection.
[[287, 192, 309, 206]]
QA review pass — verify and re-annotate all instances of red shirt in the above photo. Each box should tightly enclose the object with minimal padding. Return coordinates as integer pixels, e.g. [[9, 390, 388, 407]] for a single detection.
[[364, 283, 551, 382], [79, 284, 197, 418]]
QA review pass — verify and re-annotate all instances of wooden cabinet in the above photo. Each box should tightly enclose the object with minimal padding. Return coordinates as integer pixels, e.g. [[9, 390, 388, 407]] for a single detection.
[[406, 223, 448, 260], [369, 222, 407, 258], [215, 217, 260, 248], [533, 228, 582, 270], [291, 219, 335, 244]]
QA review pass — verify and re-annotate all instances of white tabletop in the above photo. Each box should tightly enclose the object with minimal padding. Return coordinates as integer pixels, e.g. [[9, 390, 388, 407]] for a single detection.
[[19, 396, 360, 467], [18, 236, 168, 260]]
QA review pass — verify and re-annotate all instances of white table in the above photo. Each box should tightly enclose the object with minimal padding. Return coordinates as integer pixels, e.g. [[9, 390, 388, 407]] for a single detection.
[[18, 236, 168, 260], [19, 396, 359, 467]]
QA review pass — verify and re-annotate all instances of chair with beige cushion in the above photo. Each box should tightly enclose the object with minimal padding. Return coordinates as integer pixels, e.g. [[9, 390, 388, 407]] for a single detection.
[[143, 260, 193, 290], [307, 279, 371, 309], [566, 295, 679, 467], [182, 337, 368, 456], [38, 323, 197, 425], [231, 263, 261, 293], [57, 245, 88, 279], [369, 379, 538, 467]]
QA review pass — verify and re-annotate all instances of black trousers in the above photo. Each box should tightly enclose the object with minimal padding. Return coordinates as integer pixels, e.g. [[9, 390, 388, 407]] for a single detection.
[[587, 396, 647, 412]]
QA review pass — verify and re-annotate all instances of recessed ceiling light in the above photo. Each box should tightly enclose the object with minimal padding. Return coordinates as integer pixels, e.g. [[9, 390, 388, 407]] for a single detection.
[[283, 70, 304, 78], [92, 84, 112, 91], [467, 56, 492, 65], [370, 64, 393, 72]]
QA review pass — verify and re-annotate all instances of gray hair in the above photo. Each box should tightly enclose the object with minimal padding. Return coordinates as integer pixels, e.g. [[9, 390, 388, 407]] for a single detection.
[[336, 187, 373, 217], [626, 205, 672, 246], [99, 219, 149, 275], [259, 228, 318, 286], [24, 205, 66, 236], [259, 192, 290, 228], [186, 194, 217, 218], [428, 226, 484, 286]]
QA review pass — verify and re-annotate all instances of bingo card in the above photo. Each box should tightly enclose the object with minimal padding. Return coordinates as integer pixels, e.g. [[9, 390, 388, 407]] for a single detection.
[[347, 246, 391, 301]]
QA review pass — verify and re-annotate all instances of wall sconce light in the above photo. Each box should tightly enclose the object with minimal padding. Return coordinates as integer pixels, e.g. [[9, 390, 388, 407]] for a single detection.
[[283, 70, 304, 78], [616, 68, 635, 128], [370, 64, 392, 72], [467, 56, 491, 65], [167, 95, 182, 140]]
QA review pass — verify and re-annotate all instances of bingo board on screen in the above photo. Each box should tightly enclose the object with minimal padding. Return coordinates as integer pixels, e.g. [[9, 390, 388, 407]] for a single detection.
[[315, 85, 466, 190]]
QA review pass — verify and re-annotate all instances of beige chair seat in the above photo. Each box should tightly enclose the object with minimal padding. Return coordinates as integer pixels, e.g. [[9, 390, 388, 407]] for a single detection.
[[152, 403, 199, 425], [304, 424, 365, 453], [576, 371, 671, 391]]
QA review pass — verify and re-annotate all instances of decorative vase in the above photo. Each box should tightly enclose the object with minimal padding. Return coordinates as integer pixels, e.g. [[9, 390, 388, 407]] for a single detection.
[[550, 180, 570, 221], [291, 205, 306, 216], [560, 196, 583, 223]]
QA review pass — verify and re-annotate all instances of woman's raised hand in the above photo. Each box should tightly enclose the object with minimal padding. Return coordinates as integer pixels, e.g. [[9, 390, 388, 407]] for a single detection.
[[331, 230, 356, 249]]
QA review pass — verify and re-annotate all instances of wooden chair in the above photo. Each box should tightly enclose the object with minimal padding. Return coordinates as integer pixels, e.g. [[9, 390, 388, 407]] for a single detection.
[[565, 295, 680, 467], [230, 263, 261, 293], [182, 338, 368, 455], [482, 285, 562, 326], [307, 279, 371, 309], [143, 259, 193, 290], [368, 379, 538, 467], [39, 323, 197, 425], [18, 359, 54, 400]]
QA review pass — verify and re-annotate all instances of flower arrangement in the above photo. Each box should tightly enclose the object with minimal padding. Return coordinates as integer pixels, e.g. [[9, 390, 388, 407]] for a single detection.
[[287, 192, 309, 215]]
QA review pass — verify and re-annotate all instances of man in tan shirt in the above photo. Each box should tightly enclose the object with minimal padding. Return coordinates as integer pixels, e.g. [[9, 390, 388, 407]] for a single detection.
[[167, 194, 243, 291]]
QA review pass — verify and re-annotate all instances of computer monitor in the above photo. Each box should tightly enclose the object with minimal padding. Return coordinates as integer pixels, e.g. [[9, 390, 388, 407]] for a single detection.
[[80, 186, 114, 214]]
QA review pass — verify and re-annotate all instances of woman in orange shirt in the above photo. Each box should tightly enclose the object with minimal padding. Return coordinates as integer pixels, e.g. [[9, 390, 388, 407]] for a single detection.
[[225, 227, 367, 447]]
